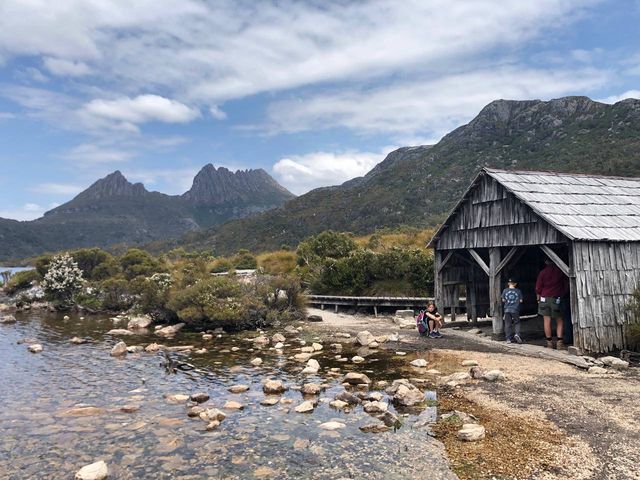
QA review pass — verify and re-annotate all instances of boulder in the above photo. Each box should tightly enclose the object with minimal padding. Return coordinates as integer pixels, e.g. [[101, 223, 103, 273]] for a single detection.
[[342, 372, 372, 385], [457, 423, 486, 441], [307, 359, 320, 370], [127, 315, 152, 329], [75, 460, 108, 480], [294, 400, 315, 413], [356, 330, 375, 346], [190, 392, 210, 403], [294, 353, 312, 362], [319, 421, 346, 431], [392, 316, 416, 329], [27, 343, 43, 353], [335, 390, 361, 405], [272, 333, 286, 343], [410, 359, 429, 368], [600, 356, 629, 370], [263, 380, 287, 394], [300, 346, 315, 353], [307, 315, 323, 322], [0, 314, 16, 324], [228, 384, 250, 394], [312, 342, 323, 351], [483, 370, 506, 382], [110, 342, 127, 356], [301, 383, 322, 395], [251, 357, 263, 366], [392, 384, 424, 407], [156, 323, 185, 337], [330, 400, 349, 410], [363, 401, 388, 414], [199, 408, 226, 422]]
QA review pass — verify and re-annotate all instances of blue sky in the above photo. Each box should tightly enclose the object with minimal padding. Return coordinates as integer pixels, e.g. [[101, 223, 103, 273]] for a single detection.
[[0, 0, 639, 220]]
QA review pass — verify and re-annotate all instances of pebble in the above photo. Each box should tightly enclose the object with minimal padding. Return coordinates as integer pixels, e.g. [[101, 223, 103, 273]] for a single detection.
[[75, 460, 108, 480], [319, 421, 346, 431], [110, 341, 127, 356], [228, 384, 250, 394], [27, 343, 43, 353], [251, 357, 263, 366], [223, 400, 244, 410], [351, 356, 365, 363]]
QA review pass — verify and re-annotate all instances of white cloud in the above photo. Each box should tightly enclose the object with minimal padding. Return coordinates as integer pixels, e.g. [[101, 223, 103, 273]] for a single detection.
[[263, 66, 609, 139], [0, 111, 15, 120], [0, 203, 45, 221], [43, 57, 90, 76], [62, 143, 133, 165], [599, 89, 640, 104], [30, 183, 84, 195], [82, 94, 200, 131], [272, 149, 389, 194], [209, 105, 227, 120]]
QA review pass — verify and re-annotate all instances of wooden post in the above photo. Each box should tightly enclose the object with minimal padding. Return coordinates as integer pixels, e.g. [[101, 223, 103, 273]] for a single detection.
[[334, 304, 338, 313], [569, 243, 581, 351], [467, 282, 478, 324], [434, 250, 443, 309], [373, 305, 378, 317], [489, 247, 503, 335], [321, 304, 325, 310]]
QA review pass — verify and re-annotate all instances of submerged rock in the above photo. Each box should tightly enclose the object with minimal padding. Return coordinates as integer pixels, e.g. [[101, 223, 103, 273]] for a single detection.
[[190, 392, 210, 403], [107, 329, 134, 336], [70, 337, 88, 345], [260, 397, 280, 406], [360, 423, 391, 433], [294, 400, 315, 413], [75, 460, 108, 480], [334, 390, 361, 405], [319, 421, 346, 431], [330, 400, 349, 410]]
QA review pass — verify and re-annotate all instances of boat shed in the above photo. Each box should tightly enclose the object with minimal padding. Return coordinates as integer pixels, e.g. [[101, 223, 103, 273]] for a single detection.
[[428, 168, 640, 353]]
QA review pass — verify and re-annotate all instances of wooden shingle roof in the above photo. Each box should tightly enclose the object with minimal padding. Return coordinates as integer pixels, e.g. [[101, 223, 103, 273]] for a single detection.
[[484, 168, 640, 241]]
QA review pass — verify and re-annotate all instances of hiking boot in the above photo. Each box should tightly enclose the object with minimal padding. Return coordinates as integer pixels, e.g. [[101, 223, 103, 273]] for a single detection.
[[546, 339, 554, 349], [513, 334, 523, 344], [434, 331, 443, 338], [428, 332, 437, 339], [556, 339, 566, 350], [506, 338, 512, 344]]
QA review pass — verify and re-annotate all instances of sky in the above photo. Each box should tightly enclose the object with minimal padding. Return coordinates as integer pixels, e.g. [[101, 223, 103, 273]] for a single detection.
[[0, 0, 639, 220]]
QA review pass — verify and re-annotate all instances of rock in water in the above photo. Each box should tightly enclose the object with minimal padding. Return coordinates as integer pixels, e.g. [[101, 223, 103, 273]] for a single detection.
[[224, 400, 244, 410], [294, 400, 315, 413], [272, 333, 286, 343], [27, 344, 43, 353], [199, 408, 227, 422], [356, 330, 375, 346], [319, 421, 346, 431], [127, 315, 152, 329], [360, 423, 391, 433], [363, 401, 388, 414], [312, 342, 323, 351], [392, 384, 424, 407], [190, 392, 210, 403], [110, 341, 127, 356], [228, 384, 250, 393], [457, 423, 486, 441], [70, 337, 88, 344], [263, 380, 286, 394], [251, 357, 263, 366], [75, 460, 108, 480], [0, 314, 16, 324], [156, 323, 185, 337], [342, 372, 372, 385], [301, 383, 322, 395], [106, 328, 134, 336]]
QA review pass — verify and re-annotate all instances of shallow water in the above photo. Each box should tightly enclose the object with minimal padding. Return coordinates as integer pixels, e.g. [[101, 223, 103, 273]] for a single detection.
[[0, 312, 454, 479]]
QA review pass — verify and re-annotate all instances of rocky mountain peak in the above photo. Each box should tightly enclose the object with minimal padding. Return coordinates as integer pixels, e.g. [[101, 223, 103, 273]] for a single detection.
[[78, 170, 148, 200], [182, 164, 293, 206]]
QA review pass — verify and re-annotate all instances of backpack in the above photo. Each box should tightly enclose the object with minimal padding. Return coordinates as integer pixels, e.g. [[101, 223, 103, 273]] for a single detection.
[[416, 311, 428, 335]]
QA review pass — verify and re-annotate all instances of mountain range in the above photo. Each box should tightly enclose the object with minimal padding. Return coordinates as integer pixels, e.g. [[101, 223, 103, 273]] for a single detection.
[[2, 95, 640, 261], [167, 96, 640, 254], [0, 165, 294, 260]]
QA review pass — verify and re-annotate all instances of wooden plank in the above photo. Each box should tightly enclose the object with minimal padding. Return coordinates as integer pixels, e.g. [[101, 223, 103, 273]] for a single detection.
[[495, 247, 519, 275], [437, 250, 454, 274], [468, 249, 490, 276], [540, 245, 571, 277]]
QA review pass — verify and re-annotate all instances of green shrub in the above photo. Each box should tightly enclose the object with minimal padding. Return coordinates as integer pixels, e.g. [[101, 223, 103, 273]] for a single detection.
[[6, 269, 40, 295], [34, 255, 52, 278], [120, 248, 164, 280], [258, 250, 297, 275], [100, 278, 135, 311], [232, 249, 258, 269], [71, 248, 121, 281], [297, 231, 357, 266], [210, 258, 233, 274]]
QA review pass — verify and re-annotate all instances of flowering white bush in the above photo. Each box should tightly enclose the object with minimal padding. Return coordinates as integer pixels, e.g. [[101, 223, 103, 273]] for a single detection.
[[149, 273, 172, 292], [42, 253, 84, 303]]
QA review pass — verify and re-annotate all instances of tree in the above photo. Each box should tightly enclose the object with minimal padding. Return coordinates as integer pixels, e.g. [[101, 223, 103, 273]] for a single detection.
[[120, 248, 163, 280], [297, 231, 357, 267]]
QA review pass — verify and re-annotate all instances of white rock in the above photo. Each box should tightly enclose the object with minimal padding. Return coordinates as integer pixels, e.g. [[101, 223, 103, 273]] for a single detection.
[[410, 359, 429, 368], [458, 423, 486, 441], [110, 341, 127, 356], [388, 333, 400, 342], [27, 343, 43, 353], [392, 384, 424, 406], [75, 460, 108, 480], [272, 333, 286, 343], [223, 400, 244, 410], [106, 329, 134, 336], [301, 366, 319, 374], [319, 421, 346, 431], [199, 408, 226, 422], [330, 400, 349, 409], [263, 380, 287, 394], [251, 357, 263, 366], [356, 331, 375, 346], [369, 341, 379, 348], [126, 345, 144, 353], [0, 314, 16, 324], [156, 323, 185, 337], [312, 342, 323, 351], [462, 360, 479, 367], [294, 400, 315, 413], [202, 334, 213, 340], [343, 372, 372, 385], [274, 342, 284, 349], [63, 315, 70, 321], [600, 356, 629, 370], [165, 394, 189, 403], [363, 401, 388, 414], [294, 353, 312, 362], [588, 366, 609, 374], [395, 351, 407, 356], [351, 356, 365, 364], [307, 359, 320, 370]]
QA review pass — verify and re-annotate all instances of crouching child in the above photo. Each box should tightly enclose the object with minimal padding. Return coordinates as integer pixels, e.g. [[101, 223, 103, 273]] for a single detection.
[[425, 301, 443, 338]]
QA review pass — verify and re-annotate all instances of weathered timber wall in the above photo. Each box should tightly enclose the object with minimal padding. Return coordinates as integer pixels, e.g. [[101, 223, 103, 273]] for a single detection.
[[436, 174, 565, 249], [572, 241, 640, 352]]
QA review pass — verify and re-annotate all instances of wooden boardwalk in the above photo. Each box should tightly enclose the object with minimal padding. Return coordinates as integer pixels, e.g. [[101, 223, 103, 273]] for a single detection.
[[307, 295, 466, 317]]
